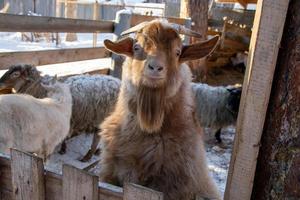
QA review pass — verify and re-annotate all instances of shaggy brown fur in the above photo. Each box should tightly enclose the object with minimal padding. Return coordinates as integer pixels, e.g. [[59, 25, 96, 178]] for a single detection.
[[100, 21, 221, 200]]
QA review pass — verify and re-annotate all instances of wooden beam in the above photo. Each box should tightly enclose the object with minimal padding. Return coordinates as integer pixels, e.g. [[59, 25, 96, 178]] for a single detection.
[[224, 0, 290, 199], [251, 0, 300, 198], [0, 13, 114, 33], [10, 149, 45, 200], [0, 47, 111, 70]]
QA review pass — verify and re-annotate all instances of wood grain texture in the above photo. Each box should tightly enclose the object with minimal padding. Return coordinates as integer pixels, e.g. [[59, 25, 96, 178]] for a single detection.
[[224, 0, 289, 199], [0, 154, 124, 200], [0, 47, 110, 70], [63, 165, 98, 200], [251, 0, 300, 199], [0, 13, 114, 33], [124, 183, 164, 200], [10, 149, 45, 200]]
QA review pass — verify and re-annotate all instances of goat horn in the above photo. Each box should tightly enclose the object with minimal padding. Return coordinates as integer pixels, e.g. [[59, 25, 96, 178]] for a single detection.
[[121, 21, 202, 38], [170, 23, 202, 38], [121, 21, 150, 36]]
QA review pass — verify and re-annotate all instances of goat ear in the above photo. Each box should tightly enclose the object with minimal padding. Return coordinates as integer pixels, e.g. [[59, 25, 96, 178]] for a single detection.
[[104, 37, 134, 57], [179, 35, 219, 62]]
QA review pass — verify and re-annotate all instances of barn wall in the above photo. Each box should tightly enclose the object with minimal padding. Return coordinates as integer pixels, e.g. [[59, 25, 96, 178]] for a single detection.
[[251, 0, 300, 199]]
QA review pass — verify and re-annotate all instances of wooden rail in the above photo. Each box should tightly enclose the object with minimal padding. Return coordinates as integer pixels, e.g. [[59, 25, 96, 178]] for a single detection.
[[0, 47, 111, 70], [0, 13, 114, 33]]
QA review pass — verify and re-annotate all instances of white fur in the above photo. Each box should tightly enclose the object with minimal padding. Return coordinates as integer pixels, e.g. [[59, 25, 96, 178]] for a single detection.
[[0, 82, 72, 159]]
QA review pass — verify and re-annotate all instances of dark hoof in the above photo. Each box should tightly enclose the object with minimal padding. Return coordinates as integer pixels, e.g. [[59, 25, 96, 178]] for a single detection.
[[94, 148, 101, 155], [79, 151, 93, 162], [58, 147, 66, 155]]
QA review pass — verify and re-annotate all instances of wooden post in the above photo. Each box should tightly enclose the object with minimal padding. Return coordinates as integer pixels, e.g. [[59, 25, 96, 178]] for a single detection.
[[93, 0, 99, 47], [65, 0, 77, 41], [10, 149, 45, 200], [180, 0, 209, 81], [251, 0, 300, 199], [224, 0, 290, 200], [110, 11, 132, 78], [62, 165, 98, 200], [124, 183, 164, 200], [55, 0, 61, 45]]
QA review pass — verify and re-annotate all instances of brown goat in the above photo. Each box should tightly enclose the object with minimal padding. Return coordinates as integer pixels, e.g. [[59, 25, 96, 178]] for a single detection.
[[99, 20, 221, 200]]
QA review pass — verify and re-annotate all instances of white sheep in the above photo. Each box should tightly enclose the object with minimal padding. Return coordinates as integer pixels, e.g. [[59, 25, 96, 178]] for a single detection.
[[191, 83, 242, 143], [0, 81, 72, 160], [0, 65, 121, 161]]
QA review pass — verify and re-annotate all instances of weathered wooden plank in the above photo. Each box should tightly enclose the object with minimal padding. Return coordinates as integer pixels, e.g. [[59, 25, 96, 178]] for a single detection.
[[0, 154, 12, 193], [0, 47, 111, 70], [63, 165, 98, 200], [45, 171, 63, 200], [224, 0, 290, 200], [0, 154, 123, 200], [251, 0, 300, 199], [0, 13, 114, 33], [11, 149, 45, 200], [124, 183, 164, 200]]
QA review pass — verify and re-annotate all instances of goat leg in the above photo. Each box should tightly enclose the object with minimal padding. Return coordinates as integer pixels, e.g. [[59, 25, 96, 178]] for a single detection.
[[80, 133, 101, 162], [215, 128, 222, 143]]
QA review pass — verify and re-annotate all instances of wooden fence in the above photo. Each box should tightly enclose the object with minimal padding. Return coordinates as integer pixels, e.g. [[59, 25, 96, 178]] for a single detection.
[[0, 149, 166, 200], [0, 12, 190, 77], [0, 149, 214, 199]]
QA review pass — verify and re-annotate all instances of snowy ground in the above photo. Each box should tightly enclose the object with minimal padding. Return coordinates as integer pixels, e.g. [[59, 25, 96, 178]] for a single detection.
[[0, 32, 234, 198]]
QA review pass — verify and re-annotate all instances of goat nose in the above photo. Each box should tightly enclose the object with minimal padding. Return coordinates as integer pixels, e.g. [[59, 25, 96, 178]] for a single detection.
[[148, 64, 164, 72]]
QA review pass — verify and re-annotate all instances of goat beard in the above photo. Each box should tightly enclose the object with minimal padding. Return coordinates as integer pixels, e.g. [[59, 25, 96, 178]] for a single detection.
[[136, 85, 166, 133]]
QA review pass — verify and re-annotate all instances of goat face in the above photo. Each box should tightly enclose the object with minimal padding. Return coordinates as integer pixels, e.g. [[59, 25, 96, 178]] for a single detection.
[[104, 21, 219, 89], [0, 64, 36, 90], [104, 21, 219, 133]]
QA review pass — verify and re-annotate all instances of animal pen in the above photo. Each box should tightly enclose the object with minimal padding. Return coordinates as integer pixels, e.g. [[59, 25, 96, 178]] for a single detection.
[[0, 0, 298, 199]]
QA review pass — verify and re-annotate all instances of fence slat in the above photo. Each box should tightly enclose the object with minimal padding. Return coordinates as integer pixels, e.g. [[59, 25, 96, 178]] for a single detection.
[[124, 183, 164, 200], [62, 165, 98, 200], [0, 47, 110, 70], [110, 11, 132, 78], [10, 149, 45, 200], [0, 13, 114, 33]]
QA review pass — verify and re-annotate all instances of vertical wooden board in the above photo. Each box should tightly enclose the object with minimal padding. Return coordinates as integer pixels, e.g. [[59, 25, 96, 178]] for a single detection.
[[10, 149, 45, 200], [224, 0, 290, 200], [124, 183, 164, 200], [110, 11, 132, 78], [62, 165, 98, 200]]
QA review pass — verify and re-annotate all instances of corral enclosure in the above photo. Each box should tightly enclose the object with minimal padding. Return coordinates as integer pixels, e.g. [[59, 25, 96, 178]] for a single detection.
[[0, 0, 299, 200]]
